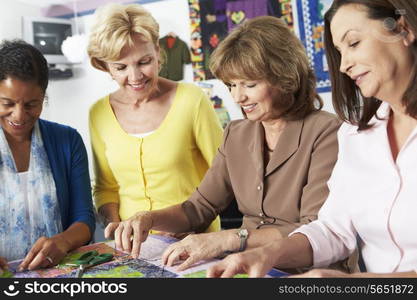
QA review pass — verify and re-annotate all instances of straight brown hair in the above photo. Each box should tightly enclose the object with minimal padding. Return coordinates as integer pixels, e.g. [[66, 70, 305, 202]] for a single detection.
[[324, 0, 417, 130]]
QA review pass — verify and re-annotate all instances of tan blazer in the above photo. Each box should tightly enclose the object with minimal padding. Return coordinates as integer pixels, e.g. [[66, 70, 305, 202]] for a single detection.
[[182, 111, 341, 236]]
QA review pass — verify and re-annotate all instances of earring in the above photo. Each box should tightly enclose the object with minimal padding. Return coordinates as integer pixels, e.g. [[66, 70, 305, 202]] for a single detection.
[[383, 17, 396, 31]]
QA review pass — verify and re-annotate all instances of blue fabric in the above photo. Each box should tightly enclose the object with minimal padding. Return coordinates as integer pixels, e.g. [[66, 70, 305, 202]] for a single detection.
[[38, 119, 95, 236]]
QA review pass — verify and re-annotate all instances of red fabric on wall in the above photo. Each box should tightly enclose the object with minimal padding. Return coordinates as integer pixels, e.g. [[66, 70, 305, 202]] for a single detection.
[[167, 36, 176, 49]]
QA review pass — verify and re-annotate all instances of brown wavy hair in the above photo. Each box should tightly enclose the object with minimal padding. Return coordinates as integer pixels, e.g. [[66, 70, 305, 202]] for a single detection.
[[209, 16, 323, 121]]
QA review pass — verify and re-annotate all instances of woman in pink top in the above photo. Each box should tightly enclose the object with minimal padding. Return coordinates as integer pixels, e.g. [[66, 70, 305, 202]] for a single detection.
[[207, 0, 417, 278]]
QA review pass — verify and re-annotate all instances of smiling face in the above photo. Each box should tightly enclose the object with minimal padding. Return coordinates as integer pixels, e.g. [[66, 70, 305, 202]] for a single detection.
[[107, 33, 160, 100], [330, 4, 415, 104], [228, 79, 280, 122], [0, 77, 44, 141]]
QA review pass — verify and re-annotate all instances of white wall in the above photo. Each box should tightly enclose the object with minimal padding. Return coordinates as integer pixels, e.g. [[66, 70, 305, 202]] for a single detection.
[[321, 92, 333, 113], [0, 0, 41, 40]]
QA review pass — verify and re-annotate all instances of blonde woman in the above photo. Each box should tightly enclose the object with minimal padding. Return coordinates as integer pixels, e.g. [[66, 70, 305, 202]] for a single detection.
[[87, 3, 223, 244]]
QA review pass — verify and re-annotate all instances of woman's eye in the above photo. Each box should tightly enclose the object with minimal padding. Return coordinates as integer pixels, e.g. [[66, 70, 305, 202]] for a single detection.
[[140, 58, 152, 65], [349, 41, 359, 48], [246, 84, 256, 88], [25, 103, 38, 108], [116, 66, 126, 71]]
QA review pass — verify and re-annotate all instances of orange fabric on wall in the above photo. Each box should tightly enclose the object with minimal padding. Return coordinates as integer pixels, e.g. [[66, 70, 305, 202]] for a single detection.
[[167, 36, 176, 49]]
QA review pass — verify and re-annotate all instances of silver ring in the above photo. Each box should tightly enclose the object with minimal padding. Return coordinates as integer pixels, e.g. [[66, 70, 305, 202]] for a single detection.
[[45, 256, 53, 264]]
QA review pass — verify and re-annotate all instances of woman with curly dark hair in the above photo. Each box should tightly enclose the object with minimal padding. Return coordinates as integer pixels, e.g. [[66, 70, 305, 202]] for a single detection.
[[0, 40, 95, 273]]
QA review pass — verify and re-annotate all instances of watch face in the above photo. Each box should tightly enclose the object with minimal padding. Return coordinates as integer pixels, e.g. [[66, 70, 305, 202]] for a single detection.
[[239, 229, 248, 238], [237, 229, 248, 252]]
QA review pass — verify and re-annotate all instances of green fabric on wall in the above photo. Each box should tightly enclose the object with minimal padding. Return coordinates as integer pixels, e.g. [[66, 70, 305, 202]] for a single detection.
[[159, 36, 191, 81]]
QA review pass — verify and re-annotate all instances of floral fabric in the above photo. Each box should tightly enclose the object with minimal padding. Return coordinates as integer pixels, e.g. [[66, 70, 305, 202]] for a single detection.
[[0, 121, 62, 261]]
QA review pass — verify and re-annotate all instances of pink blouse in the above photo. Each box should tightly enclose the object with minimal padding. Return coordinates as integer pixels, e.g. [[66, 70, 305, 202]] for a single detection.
[[293, 102, 417, 273]]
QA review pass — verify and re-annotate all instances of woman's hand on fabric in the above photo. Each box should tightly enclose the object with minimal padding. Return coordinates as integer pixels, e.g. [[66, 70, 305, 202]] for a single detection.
[[104, 211, 153, 259], [207, 243, 277, 278], [17, 235, 71, 271], [162, 231, 235, 271]]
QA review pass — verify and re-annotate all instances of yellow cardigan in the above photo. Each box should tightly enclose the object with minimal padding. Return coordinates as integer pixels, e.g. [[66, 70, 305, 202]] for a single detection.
[[89, 83, 223, 232]]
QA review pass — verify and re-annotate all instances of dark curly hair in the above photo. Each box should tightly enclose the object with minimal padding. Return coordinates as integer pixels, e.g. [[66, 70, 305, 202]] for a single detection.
[[0, 39, 49, 93]]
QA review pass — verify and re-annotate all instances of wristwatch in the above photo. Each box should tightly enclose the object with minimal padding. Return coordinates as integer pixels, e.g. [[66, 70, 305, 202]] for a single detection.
[[236, 228, 249, 252]]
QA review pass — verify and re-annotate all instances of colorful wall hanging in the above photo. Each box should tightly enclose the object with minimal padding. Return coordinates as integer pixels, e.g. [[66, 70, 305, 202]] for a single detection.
[[188, 0, 295, 82], [294, 0, 332, 93]]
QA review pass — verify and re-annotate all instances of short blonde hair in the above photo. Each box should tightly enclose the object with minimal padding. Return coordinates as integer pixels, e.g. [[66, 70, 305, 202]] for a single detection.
[[87, 3, 160, 72], [210, 16, 322, 120]]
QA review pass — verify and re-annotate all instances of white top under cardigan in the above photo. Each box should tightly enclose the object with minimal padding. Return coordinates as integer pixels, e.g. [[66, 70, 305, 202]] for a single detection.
[[292, 102, 417, 273]]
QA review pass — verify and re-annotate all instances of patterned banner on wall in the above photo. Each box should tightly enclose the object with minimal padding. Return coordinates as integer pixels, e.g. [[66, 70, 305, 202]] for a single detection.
[[188, 0, 294, 82], [188, 0, 206, 81], [294, 0, 332, 93]]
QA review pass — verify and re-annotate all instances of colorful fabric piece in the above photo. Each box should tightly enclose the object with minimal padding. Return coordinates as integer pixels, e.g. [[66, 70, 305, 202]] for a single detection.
[[195, 0, 228, 80], [0, 121, 62, 261], [267, 0, 294, 30], [188, 0, 295, 81], [188, 0, 206, 81], [226, 0, 268, 31]]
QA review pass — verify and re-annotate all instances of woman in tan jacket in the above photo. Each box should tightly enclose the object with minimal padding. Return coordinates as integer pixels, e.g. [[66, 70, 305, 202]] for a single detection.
[[207, 0, 417, 278], [105, 16, 342, 272]]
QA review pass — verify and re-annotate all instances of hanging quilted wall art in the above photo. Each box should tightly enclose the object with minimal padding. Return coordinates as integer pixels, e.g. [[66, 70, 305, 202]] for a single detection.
[[293, 0, 332, 93], [188, 0, 295, 81]]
